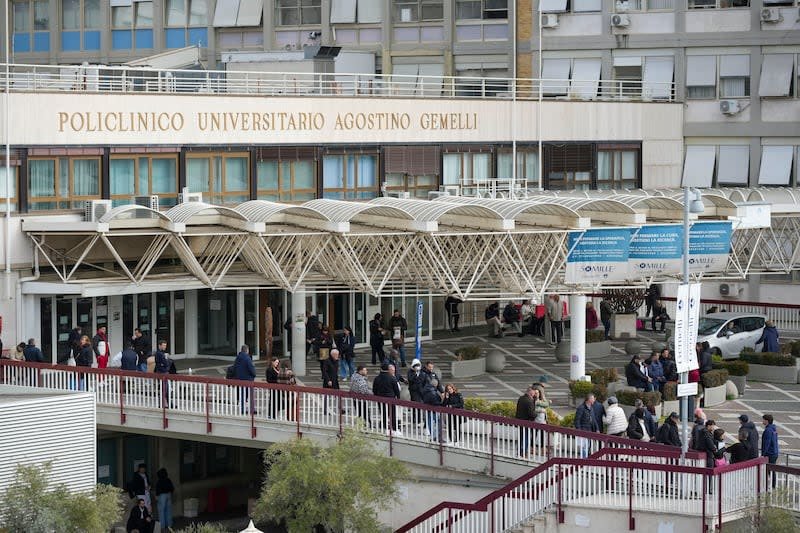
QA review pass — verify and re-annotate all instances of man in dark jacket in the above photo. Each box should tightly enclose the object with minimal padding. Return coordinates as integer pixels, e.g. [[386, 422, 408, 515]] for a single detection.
[[154, 340, 170, 374], [635, 399, 658, 437], [697, 342, 713, 376], [697, 420, 723, 467], [422, 382, 444, 441], [445, 294, 462, 332], [516, 387, 537, 456], [132, 328, 151, 372], [660, 348, 678, 382], [406, 359, 428, 403], [322, 349, 340, 390], [574, 394, 601, 433], [625, 355, 653, 391], [67, 326, 82, 360], [127, 463, 151, 506], [23, 338, 44, 362], [233, 345, 256, 381], [388, 309, 408, 367], [656, 412, 682, 447], [738, 414, 760, 459], [422, 361, 445, 394], [369, 313, 385, 365], [126, 498, 154, 533], [373, 363, 401, 432], [121, 343, 139, 371], [599, 300, 613, 340], [502, 301, 523, 336]]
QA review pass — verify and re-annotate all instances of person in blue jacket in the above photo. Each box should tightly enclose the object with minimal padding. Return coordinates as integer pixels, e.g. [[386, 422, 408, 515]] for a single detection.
[[233, 344, 257, 414], [762, 413, 780, 487], [756, 320, 780, 353]]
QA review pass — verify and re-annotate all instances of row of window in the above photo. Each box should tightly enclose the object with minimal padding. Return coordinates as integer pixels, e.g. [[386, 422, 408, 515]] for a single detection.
[[543, 0, 800, 12], [0, 144, 641, 212], [681, 144, 800, 188], [686, 54, 800, 99]]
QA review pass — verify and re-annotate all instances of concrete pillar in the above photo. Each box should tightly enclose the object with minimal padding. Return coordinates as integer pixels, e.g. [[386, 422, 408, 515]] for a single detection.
[[569, 294, 587, 381], [291, 288, 307, 377]]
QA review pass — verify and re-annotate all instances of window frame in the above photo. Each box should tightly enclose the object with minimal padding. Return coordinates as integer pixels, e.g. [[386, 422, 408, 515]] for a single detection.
[[686, 0, 749, 9], [393, 0, 444, 22], [165, 0, 208, 27], [686, 55, 750, 100], [109, 154, 179, 206], [256, 157, 318, 202], [185, 152, 251, 204], [321, 152, 379, 200], [0, 166, 19, 212], [455, 0, 508, 20], [597, 149, 639, 190], [275, 0, 322, 26], [27, 156, 102, 211]]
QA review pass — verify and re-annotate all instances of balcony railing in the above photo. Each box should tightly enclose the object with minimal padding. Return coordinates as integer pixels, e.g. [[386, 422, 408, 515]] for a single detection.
[[0, 63, 676, 102]]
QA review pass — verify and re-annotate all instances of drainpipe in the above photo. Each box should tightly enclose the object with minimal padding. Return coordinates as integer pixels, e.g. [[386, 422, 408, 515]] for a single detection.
[[4, 0, 12, 300]]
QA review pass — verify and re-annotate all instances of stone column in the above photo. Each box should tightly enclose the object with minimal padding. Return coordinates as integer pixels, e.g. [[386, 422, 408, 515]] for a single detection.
[[291, 288, 306, 377], [569, 294, 587, 381]]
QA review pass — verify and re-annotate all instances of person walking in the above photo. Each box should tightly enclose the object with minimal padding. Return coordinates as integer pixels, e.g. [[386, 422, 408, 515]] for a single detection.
[[762, 414, 780, 487], [757, 320, 780, 353], [737, 414, 760, 460], [585, 301, 599, 330], [445, 293, 462, 332], [155, 468, 175, 532], [547, 294, 564, 344], [369, 313, 386, 365], [388, 309, 408, 367], [516, 387, 537, 457], [337, 326, 356, 381], [602, 396, 627, 437], [599, 299, 612, 340]]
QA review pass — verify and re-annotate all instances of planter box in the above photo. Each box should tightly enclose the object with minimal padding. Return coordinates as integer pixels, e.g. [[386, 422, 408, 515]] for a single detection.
[[662, 399, 679, 416], [729, 375, 746, 396], [747, 363, 797, 384], [585, 340, 612, 359], [451, 357, 486, 379], [703, 384, 727, 407], [611, 314, 637, 339]]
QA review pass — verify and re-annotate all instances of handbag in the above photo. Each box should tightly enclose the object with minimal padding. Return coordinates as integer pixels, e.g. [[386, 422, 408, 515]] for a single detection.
[[67, 354, 77, 367], [715, 457, 728, 467], [318, 347, 330, 361]]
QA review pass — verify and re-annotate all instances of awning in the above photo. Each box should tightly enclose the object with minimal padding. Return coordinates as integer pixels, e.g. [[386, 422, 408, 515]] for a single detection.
[[212, 0, 239, 27], [541, 58, 571, 96], [682, 146, 716, 188], [540, 0, 568, 12], [758, 146, 794, 185], [570, 58, 601, 99], [719, 54, 749, 77], [717, 146, 750, 185], [759, 55, 794, 97], [573, 0, 602, 10], [357, 0, 382, 23], [236, 0, 264, 26], [330, 0, 357, 23], [643, 57, 674, 100], [124, 46, 201, 69], [686, 56, 716, 87]]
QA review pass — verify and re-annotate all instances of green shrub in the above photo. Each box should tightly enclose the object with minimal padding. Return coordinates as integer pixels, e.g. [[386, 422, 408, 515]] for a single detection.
[[464, 397, 491, 413], [702, 369, 729, 388], [175, 524, 228, 533], [662, 381, 678, 402], [546, 408, 560, 425], [711, 359, 749, 376], [463, 397, 516, 418], [590, 368, 618, 386], [455, 345, 483, 361], [586, 330, 607, 343], [779, 341, 800, 358], [617, 389, 662, 407], [560, 412, 576, 427], [740, 351, 797, 367], [568, 380, 607, 402]]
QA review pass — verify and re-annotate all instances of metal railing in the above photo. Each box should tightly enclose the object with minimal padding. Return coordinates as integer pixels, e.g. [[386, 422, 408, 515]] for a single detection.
[[2, 359, 688, 474], [0, 63, 676, 102], [398, 449, 767, 533]]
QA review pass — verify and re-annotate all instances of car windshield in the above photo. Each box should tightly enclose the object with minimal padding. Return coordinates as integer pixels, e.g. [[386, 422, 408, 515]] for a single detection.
[[698, 317, 726, 336]]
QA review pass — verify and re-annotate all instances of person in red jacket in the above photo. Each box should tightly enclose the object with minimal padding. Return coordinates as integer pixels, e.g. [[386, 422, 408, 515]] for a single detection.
[[586, 301, 599, 330]]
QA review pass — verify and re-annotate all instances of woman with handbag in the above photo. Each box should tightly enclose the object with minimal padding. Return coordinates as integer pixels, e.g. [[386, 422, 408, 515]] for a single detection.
[[314, 326, 334, 373], [278, 360, 297, 421]]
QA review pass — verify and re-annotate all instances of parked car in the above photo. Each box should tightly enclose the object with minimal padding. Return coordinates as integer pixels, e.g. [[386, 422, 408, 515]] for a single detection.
[[696, 312, 766, 359]]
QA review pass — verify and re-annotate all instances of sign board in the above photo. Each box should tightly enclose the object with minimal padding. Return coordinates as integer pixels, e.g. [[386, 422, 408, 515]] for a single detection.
[[730, 203, 771, 230], [415, 300, 424, 359], [565, 228, 632, 284], [677, 382, 698, 398], [689, 221, 733, 273], [674, 282, 701, 373], [628, 224, 683, 277]]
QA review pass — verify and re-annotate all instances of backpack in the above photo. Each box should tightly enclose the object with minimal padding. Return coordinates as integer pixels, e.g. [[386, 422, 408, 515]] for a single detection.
[[226, 365, 235, 379]]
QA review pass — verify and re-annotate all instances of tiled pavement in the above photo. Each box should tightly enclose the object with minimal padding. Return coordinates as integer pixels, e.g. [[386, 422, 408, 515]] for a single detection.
[[175, 325, 800, 459]]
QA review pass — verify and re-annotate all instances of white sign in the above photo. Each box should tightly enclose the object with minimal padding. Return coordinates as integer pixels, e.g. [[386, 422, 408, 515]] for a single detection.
[[674, 283, 701, 373], [677, 382, 698, 398]]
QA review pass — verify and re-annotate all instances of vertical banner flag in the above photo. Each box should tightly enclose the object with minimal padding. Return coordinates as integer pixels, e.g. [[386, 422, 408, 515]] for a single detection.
[[674, 282, 702, 374], [689, 221, 733, 273], [415, 300, 423, 359], [565, 228, 632, 284], [628, 224, 683, 277]]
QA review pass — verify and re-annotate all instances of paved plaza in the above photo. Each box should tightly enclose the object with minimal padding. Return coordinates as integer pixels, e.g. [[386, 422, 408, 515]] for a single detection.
[[176, 325, 800, 459]]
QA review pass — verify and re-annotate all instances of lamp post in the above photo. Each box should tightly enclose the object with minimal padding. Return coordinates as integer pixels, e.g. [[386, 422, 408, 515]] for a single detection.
[[537, 6, 543, 191], [680, 186, 704, 458]]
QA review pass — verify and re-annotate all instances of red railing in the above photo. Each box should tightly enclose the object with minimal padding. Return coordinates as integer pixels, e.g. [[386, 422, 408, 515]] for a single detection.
[[397, 449, 767, 533], [2, 359, 694, 473]]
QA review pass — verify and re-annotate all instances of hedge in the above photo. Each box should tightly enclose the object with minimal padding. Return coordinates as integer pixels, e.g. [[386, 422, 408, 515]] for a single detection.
[[590, 368, 618, 386], [455, 345, 483, 361], [711, 359, 749, 376], [740, 351, 797, 367], [463, 397, 560, 424], [617, 389, 662, 407], [568, 380, 607, 402], [702, 369, 729, 388]]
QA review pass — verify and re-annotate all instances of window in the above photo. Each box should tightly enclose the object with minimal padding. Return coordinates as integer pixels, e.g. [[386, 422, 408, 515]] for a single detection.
[[212, 0, 264, 27], [60, 0, 100, 51], [165, 0, 208, 47], [687, 0, 748, 8], [28, 157, 100, 210], [719, 55, 749, 98], [686, 56, 716, 99], [394, 0, 443, 21], [322, 153, 378, 199], [455, 68, 509, 96], [186, 153, 250, 204], [597, 150, 638, 189], [442, 151, 491, 196], [717, 145, 749, 185], [759, 55, 794, 98], [112, 2, 154, 49], [681, 145, 716, 188], [456, 0, 507, 20], [384, 146, 440, 198], [545, 143, 593, 190], [758, 146, 794, 186], [257, 159, 317, 202], [614, 0, 675, 11], [612, 57, 642, 97], [276, 0, 322, 25], [0, 167, 18, 212], [110, 155, 179, 206], [497, 150, 539, 183], [12, 0, 49, 52]]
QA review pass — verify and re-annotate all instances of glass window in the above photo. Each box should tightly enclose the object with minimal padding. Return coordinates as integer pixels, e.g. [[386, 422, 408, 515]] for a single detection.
[[257, 158, 316, 202], [441, 151, 492, 192], [277, 0, 321, 25], [496, 150, 538, 183], [110, 155, 178, 206], [166, 0, 186, 25], [34, 0, 49, 29], [84, 0, 100, 28], [13, 1, 30, 31], [394, 0, 443, 21], [0, 167, 18, 212], [456, 0, 506, 19], [28, 157, 101, 210], [188, 0, 207, 25], [135, 1, 153, 26], [597, 150, 638, 190], [186, 153, 250, 204], [112, 6, 133, 28], [322, 153, 378, 199], [62, 0, 80, 29]]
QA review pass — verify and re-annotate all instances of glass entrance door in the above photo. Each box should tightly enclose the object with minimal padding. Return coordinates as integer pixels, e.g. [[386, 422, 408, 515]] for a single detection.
[[197, 289, 238, 356], [56, 296, 73, 360]]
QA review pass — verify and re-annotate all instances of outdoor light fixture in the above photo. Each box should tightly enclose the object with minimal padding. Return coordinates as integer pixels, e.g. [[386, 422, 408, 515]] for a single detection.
[[689, 189, 705, 214]]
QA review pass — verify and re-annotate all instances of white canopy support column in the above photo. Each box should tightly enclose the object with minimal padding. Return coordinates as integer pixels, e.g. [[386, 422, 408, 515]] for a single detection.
[[291, 288, 307, 377], [570, 294, 587, 381]]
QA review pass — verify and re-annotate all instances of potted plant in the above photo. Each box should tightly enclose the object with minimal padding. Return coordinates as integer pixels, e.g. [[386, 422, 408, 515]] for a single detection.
[[601, 288, 646, 339], [585, 329, 612, 358], [568, 380, 607, 407], [451, 345, 486, 379], [740, 348, 798, 384], [701, 369, 729, 407], [661, 381, 679, 416], [616, 390, 663, 419], [712, 358, 749, 396]]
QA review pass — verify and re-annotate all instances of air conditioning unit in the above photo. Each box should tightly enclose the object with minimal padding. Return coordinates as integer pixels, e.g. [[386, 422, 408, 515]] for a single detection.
[[719, 283, 741, 297], [720, 99, 741, 115], [178, 191, 203, 204], [84, 199, 113, 222], [541, 14, 559, 28], [386, 191, 411, 199], [428, 191, 451, 200], [760, 7, 780, 22], [132, 195, 159, 218], [611, 14, 631, 27], [440, 185, 461, 196]]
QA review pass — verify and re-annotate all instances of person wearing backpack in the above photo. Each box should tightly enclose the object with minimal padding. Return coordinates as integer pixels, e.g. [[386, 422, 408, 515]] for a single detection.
[[656, 412, 682, 447]]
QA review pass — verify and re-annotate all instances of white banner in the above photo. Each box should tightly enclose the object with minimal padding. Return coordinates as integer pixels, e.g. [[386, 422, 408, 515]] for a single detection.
[[674, 282, 701, 373]]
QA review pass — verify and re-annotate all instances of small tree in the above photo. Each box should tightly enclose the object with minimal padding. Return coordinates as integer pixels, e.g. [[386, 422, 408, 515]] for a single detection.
[[1, 462, 125, 533], [601, 288, 647, 314], [254, 430, 409, 533]]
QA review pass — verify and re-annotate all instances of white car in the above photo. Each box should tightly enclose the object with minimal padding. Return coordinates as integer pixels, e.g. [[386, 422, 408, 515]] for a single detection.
[[696, 312, 767, 359]]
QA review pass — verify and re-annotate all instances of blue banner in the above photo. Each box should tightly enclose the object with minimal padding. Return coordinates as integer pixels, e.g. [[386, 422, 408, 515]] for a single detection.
[[628, 224, 683, 277], [415, 300, 423, 359], [689, 221, 733, 273], [565, 228, 632, 284]]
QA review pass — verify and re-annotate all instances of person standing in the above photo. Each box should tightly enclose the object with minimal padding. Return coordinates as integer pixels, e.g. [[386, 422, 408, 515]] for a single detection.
[[23, 338, 44, 362], [762, 414, 780, 472], [277, 360, 297, 421], [574, 394, 601, 433], [444, 293, 462, 332], [645, 284, 660, 318], [599, 299, 612, 340], [602, 396, 627, 437], [337, 326, 356, 381], [132, 328, 151, 372], [121, 343, 139, 371], [155, 468, 174, 532], [442, 383, 464, 443], [388, 309, 408, 367], [585, 301, 599, 331], [127, 463, 152, 511], [314, 325, 334, 373], [372, 363, 401, 434], [421, 381, 444, 442], [655, 412, 682, 447], [322, 349, 340, 390], [757, 320, 780, 353], [233, 345, 256, 414], [547, 294, 564, 344], [516, 386, 537, 457], [305, 311, 320, 357], [349, 365, 373, 427], [369, 313, 386, 365], [67, 326, 82, 362], [696, 420, 723, 467], [738, 414, 760, 460], [92, 326, 110, 368]]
